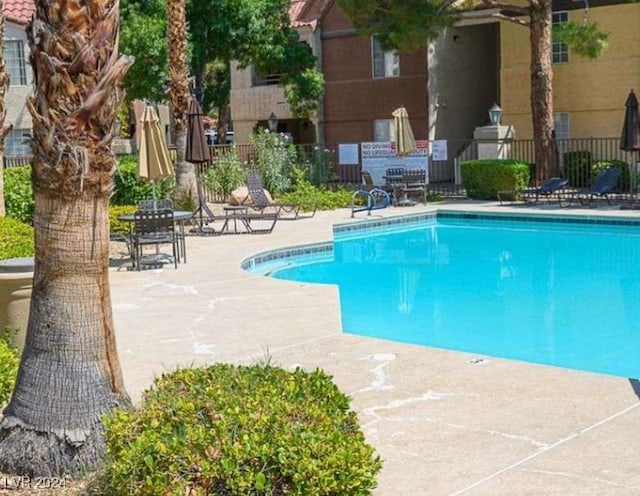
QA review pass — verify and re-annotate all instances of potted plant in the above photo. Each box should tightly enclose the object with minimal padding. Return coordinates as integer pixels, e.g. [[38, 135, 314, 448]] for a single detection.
[[0, 216, 35, 352]]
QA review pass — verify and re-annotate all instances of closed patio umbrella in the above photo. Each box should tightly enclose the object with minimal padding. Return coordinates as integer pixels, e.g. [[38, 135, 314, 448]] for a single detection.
[[138, 104, 174, 203], [620, 89, 640, 152], [621, 90, 640, 195], [186, 98, 211, 164], [392, 106, 417, 156]]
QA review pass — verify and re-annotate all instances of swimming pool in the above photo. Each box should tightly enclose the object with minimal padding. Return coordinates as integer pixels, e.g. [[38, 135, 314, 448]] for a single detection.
[[246, 212, 640, 379]]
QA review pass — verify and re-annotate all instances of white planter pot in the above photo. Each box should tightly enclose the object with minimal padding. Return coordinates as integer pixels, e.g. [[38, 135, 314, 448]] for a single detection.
[[0, 257, 34, 352]]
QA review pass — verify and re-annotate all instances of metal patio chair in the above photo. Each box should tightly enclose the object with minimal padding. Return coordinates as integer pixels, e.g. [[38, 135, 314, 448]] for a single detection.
[[132, 208, 178, 270]]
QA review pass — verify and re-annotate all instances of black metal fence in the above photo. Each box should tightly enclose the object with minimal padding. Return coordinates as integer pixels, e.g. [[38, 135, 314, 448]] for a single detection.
[[5, 137, 638, 198]]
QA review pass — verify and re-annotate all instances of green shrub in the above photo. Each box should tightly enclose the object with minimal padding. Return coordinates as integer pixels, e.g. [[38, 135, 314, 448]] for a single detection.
[[111, 155, 174, 205], [302, 146, 335, 186], [108, 204, 137, 235], [99, 363, 382, 496], [563, 150, 592, 188], [3, 166, 34, 224], [593, 159, 630, 191], [0, 328, 20, 408], [249, 129, 298, 195], [461, 159, 530, 200], [202, 147, 246, 200], [280, 168, 354, 210], [0, 216, 34, 260]]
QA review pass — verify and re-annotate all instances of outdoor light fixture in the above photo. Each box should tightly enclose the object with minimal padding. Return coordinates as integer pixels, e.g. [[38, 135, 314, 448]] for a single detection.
[[268, 112, 278, 132], [488, 103, 503, 125]]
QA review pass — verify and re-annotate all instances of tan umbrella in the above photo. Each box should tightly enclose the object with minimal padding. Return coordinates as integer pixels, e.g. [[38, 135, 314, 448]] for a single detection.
[[392, 106, 417, 156], [138, 104, 174, 202]]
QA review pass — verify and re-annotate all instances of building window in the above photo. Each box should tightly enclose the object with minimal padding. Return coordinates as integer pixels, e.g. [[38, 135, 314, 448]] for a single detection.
[[372, 37, 399, 78], [5, 40, 27, 86], [252, 65, 281, 86], [374, 119, 394, 142], [5, 128, 31, 157], [554, 112, 570, 140], [552, 12, 569, 64]]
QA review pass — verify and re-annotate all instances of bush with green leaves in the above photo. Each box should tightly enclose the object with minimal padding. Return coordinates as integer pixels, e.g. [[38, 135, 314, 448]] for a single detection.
[[99, 363, 382, 495], [202, 146, 246, 201], [0, 216, 34, 260], [3, 166, 34, 224], [0, 328, 20, 408], [108, 204, 137, 235], [280, 168, 354, 210], [300, 145, 335, 186], [111, 155, 174, 205], [461, 159, 530, 200], [249, 128, 298, 195]]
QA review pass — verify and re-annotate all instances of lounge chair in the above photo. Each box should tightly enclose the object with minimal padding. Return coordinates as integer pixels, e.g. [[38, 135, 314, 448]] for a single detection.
[[192, 177, 218, 230], [571, 167, 621, 207], [245, 169, 316, 220], [191, 177, 277, 235], [498, 177, 568, 205]]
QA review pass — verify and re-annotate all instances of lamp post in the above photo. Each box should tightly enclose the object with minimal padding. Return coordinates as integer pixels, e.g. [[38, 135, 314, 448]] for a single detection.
[[267, 112, 278, 132], [488, 103, 502, 125]]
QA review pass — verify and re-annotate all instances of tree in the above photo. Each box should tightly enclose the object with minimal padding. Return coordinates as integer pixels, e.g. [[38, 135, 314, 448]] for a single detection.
[[337, 0, 607, 182], [0, 0, 133, 477], [119, 0, 324, 140], [166, 0, 195, 205], [187, 0, 323, 121], [119, 0, 168, 104], [0, 1, 11, 217]]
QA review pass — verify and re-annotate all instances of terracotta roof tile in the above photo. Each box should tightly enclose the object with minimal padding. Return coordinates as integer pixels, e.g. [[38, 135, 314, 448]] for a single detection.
[[290, 0, 331, 29], [5, 0, 34, 25], [4, 1, 324, 30]]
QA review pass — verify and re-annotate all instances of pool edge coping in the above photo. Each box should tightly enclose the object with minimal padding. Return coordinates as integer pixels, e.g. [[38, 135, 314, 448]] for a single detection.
[[242, 207, 640, 272]]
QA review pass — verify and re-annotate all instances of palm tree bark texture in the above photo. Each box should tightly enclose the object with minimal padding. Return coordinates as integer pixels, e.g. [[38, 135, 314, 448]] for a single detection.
[[529, 0, 556, 183], [166, 0, 196, 205], [0, 0, 12, 217], [0, 0, 133, 477]]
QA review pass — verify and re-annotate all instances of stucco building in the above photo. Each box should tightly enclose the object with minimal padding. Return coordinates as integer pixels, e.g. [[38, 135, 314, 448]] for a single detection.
[[4, 0, 34, 157], [229, 0, 429, 149], [500, 0, 640, 141]]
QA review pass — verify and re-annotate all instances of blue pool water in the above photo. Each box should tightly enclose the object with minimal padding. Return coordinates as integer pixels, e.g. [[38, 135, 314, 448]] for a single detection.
[[256, 215, 640, 378]]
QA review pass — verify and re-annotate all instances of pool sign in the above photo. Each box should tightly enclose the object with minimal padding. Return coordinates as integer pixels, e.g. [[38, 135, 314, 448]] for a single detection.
[[361, 140, 428, 185]]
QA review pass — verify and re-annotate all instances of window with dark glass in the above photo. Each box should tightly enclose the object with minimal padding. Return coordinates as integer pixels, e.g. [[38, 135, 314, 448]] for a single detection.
[[5, 40, 27, 85]]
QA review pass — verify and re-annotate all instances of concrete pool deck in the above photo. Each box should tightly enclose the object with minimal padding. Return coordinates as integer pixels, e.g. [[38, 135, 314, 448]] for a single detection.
[[110, 201, 640, 496]]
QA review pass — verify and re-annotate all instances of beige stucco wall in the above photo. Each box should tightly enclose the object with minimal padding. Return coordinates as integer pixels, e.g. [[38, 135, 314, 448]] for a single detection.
[[500, 2, 640, 139], [5, 21, 32, 132], [229, 25, 322, 144]]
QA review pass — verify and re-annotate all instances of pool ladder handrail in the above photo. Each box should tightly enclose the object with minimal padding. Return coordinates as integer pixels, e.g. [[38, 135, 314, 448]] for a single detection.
[[351, 188, 391, 217]]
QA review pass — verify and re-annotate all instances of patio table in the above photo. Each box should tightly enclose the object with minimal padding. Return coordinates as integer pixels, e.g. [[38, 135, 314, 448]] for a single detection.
[[117, 210, 194, 264]]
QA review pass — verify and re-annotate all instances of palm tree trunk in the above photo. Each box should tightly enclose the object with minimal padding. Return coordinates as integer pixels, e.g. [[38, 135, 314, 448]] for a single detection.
[[167, 0, 197, 205], [0, 0, 133, 477], [530, 0, 555, 183]]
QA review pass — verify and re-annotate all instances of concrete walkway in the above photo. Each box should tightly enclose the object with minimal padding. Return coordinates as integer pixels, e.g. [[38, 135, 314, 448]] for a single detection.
[[110, 202, 640, 496]]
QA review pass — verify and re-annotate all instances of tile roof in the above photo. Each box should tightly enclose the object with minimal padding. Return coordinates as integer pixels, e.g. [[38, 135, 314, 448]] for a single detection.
[[4, 0, 324, 29], [290, 0, 332, 29], [5, 0, 34, 25]]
